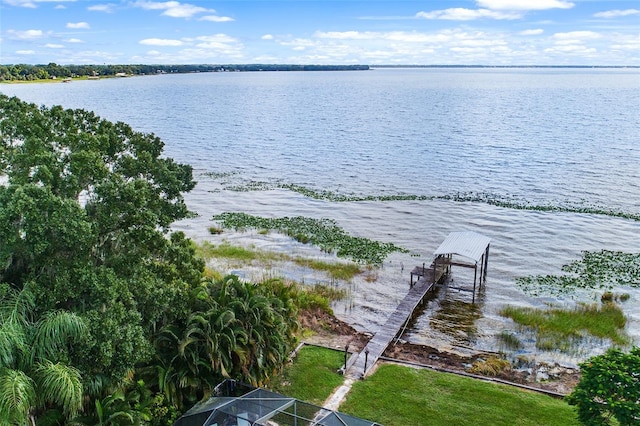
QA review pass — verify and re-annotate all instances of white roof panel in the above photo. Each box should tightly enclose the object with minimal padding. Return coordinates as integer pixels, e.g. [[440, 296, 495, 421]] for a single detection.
[[433, 231, 491, 263]]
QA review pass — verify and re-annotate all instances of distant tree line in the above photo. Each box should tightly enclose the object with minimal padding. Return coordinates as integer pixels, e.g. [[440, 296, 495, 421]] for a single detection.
[[0, 63, 369, 81]]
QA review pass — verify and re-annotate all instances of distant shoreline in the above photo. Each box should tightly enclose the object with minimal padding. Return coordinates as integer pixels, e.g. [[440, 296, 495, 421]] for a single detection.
[[2, 63, 638, 84], [370, 64, 639, 69]]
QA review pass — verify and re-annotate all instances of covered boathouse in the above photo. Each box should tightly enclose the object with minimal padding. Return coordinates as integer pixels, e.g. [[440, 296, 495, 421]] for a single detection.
[[433, 230, 491, 292]]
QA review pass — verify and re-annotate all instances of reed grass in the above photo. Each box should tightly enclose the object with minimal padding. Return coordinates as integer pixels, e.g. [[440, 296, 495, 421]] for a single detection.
[[196, 241, 286, 263], [293, 258, 361, 281], [496, 331, 524, 350], [196, 242, 360, 283], [500, 302, 628, 348]]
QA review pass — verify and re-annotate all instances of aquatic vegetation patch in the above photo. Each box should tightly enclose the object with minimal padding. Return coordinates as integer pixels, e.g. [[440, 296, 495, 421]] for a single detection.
[[500, 302, 628, 350], [202, 171, 239, 180], [517, 250, 640, 297], [293, 258, 361, 281], [496, 331, 524, 351], [211, 212, 407, 265], [210, 176, 640, 221], [309, 284, 348, 302], [196, 241, 288, 263], [196, 241, 361, 283], [208, 226, 224, 235]]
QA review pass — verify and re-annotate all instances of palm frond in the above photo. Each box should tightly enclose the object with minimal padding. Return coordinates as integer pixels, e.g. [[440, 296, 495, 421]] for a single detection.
[[32, 310, 87, 362], [0, 321, 26, 369], [0, 367, 36, 424], [0, 286, 34, 326], [34, 360, 83, 418]]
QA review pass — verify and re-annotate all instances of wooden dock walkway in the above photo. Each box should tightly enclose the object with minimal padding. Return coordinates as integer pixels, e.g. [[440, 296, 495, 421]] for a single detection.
[[344, 263, 446, 379], [342, 231, 491, 380]]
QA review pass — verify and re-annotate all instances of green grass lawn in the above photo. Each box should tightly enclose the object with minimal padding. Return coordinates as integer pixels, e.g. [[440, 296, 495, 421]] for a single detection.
[[267, 345, 345, 405], [269, 346, 580, 426], [340, 364, 580, 426]]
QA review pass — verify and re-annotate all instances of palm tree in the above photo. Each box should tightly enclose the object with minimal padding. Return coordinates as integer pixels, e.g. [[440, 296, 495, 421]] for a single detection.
[[0, 287, 85, 425]]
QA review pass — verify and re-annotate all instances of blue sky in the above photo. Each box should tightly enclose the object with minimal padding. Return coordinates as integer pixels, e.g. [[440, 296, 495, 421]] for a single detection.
[[1, 0, 639, 65]]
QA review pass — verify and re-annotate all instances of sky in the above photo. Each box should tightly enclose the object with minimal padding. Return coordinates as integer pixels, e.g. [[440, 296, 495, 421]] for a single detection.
[[1, 0, 639, 65]]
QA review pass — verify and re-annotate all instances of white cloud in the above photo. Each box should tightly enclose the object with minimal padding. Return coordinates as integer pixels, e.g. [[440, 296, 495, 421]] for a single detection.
[[194, 34, 243, 52], [4, 0, 75, 8], [261, 34, 274, 40], [132, 44, 245, 63], [16, 50, 35, 54], [315, 31, 377, 40], [476, 0, 574, 11], [7, 29, 44, 40], [3, 0, 37, 8], [552, 31, 602, 41], [593, 9, 640, 19], [139, 38, 184, 46], [66, 38, 84, 43], [66, 22, 90, 29], [520, 29, 544, 36], [88, 4, 116, 13], [416, 8, 522, 21], [609, 34, 640, 51], [57, 49, 124, 64], [134, 1, 212, 19], [45, 43, 64, 48], [199, 15, 234, 22], [280, 38, 318, 49], [544, 44, 596, 54]]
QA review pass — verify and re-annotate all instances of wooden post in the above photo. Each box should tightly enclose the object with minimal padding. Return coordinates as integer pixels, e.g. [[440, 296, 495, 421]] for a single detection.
[[344, 344, 349, 371], [482, 244, 490, 285], [472, 263, 478, 303]]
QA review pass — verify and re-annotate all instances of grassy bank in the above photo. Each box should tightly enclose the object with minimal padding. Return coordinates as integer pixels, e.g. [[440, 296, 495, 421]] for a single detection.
[[341, 364, 579, 426], [267, 345, 345, 405], [268, 346, 579, 425]]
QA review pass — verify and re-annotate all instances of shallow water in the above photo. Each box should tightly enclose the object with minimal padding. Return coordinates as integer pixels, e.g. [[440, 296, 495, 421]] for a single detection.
[[3, 68, 639, 366]]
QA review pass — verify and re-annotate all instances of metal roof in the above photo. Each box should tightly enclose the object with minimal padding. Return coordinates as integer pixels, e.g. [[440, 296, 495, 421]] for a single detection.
[[433, 231, 491, 263]]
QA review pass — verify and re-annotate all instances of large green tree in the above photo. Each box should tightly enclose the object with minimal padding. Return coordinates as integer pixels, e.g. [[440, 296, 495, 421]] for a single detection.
[[0, 94, 302, 424], [567, 347, 640, 425], [0, 94, 201, 388]]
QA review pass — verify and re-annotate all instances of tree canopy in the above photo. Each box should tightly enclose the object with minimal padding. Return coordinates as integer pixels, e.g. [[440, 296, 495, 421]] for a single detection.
[[0, 94, 199, 382]]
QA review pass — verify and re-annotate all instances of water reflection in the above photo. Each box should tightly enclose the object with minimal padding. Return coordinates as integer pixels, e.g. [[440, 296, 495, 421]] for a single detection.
[[430, 290, 484, 347], [405, 277, 487, 352]]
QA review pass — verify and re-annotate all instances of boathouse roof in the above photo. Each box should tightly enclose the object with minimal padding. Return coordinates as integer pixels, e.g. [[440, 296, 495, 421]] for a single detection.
[[433, 231, 491, 263], [174, 380, 380, 426]]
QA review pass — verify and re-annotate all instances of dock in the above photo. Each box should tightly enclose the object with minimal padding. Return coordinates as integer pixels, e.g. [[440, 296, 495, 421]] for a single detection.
[[343, 231, 491, 379]]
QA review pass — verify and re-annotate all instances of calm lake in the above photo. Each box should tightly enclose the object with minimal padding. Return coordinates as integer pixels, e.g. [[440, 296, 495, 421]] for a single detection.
[[2, 67, 639, 366]]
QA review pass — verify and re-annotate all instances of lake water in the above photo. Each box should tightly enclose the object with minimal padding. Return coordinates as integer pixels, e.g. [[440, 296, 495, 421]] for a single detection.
[[2, 68, 639, 366]]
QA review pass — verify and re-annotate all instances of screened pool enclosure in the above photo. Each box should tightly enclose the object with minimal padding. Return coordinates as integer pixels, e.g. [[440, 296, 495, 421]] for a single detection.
[[173, 380, 381, 426]]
